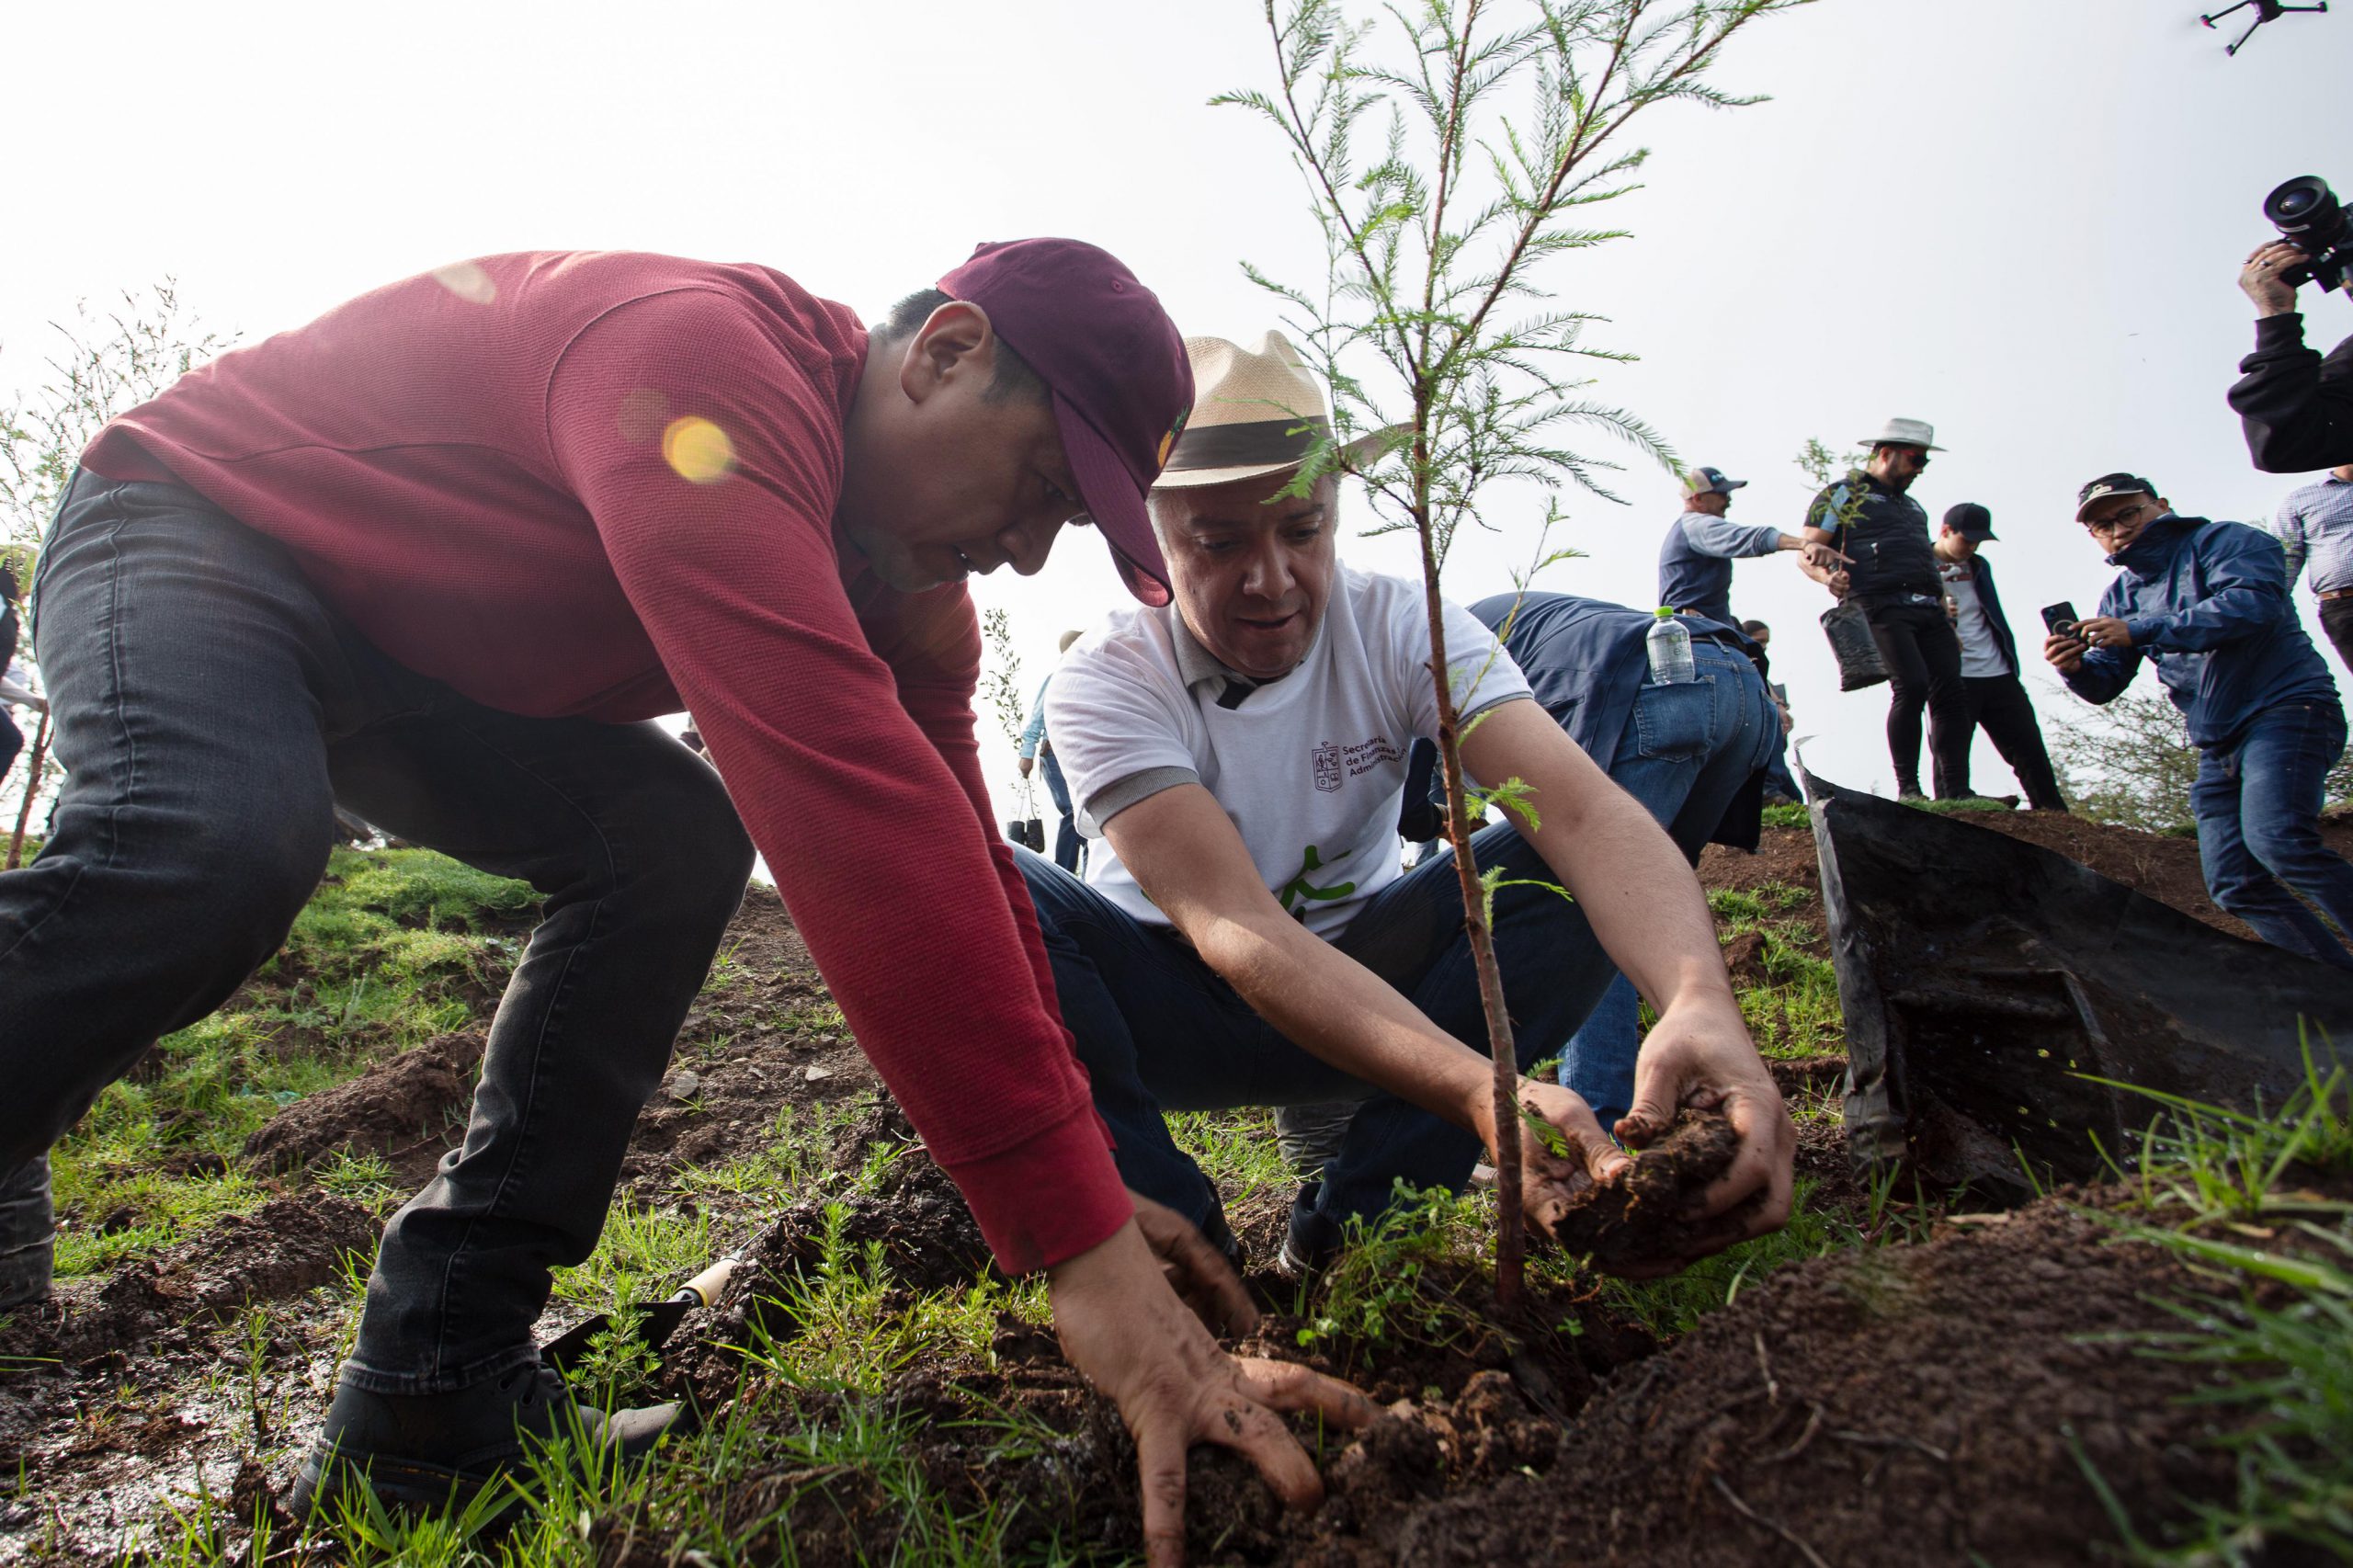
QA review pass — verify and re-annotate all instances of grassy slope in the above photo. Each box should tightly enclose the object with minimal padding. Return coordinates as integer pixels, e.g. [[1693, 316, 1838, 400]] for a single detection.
[[48, 840, 2351, 1566]]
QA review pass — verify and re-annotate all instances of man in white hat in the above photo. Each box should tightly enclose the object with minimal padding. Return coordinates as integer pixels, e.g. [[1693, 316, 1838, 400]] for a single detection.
[[1025, 332, 1794, 1276], [1802, 418, 1973, 800]]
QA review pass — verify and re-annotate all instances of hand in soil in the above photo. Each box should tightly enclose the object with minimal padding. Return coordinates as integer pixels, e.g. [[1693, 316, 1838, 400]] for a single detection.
[[1612, 996, 1795, 1271], [1511, 1080, 1634, 1237], [1050, 1217, 1377, 1566], [1130, 1191, 1257, 1335]]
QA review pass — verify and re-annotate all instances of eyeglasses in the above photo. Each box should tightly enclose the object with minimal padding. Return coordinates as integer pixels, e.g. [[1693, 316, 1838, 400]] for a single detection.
[[2084, 500, 2154, 533]]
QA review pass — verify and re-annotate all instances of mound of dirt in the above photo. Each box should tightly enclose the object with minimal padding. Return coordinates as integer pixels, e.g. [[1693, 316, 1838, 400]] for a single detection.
[[242, 1030, 483, 1181], [1337, 1197, 2243, 1567], [9, 1195, 380, 1368], [667, 1146, 991, 1402], [1546, 1109, 1743, 1270]]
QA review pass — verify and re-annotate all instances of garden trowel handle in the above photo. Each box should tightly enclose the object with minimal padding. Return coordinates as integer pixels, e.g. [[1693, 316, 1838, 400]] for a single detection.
[[672, 1256, 739, 1309]]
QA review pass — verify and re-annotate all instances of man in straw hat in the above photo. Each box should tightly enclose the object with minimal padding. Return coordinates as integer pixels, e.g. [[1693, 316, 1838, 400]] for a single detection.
[[1802, 417, 1977, 801], [1026, 331, 1794, 1278], [4, 244, 1374, 1549]]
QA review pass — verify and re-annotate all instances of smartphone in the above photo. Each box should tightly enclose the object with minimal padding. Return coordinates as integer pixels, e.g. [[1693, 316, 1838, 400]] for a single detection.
[[2039, 601, 2082, 638]]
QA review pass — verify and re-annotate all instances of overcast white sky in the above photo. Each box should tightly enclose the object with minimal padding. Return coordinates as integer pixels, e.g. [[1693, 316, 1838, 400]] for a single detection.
[[4, 0, 2347, 814]]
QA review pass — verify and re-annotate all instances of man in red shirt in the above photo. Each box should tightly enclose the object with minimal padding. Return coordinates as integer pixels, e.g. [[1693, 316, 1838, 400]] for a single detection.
[[0, 242, 1367, 1553]]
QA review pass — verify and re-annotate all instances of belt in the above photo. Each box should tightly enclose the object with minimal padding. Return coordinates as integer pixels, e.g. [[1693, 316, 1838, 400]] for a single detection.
[[2321, 587, 2353, 602]]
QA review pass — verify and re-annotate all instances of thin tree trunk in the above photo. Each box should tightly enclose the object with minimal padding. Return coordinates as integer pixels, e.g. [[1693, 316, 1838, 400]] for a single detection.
[[7, 707, 51, 869], [1413, 451, 1525, 1309]]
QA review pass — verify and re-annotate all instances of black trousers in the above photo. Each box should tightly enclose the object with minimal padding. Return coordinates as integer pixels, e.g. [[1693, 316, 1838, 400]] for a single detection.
[[1961, 674, 2069, 811], [1861, 598, 1972, 798], [2320, 596, 2353, 678]]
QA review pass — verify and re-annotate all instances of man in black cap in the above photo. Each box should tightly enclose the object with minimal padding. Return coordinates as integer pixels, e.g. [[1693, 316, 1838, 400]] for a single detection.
[[1802, 418, 1971, 801], [2051, 473, 2353, 969], [1933, 505, 2066, 812]]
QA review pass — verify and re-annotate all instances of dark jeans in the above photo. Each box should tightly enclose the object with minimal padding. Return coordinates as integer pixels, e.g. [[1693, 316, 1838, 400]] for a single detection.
[[2320, 596, 2353, 678], [2193, 699, 2353, 971], [1039, 748, 1081, 874], [1862, 597, 1971, 798], [0, 709, 19, 785], [1015, 820, 1618, 1232], [1959, 673, 2068, 812], [0, 475, 753, 1393]]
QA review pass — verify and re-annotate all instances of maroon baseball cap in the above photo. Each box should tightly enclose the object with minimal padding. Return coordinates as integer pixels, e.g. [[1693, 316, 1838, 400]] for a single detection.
[[938, 239, 1190, 606]]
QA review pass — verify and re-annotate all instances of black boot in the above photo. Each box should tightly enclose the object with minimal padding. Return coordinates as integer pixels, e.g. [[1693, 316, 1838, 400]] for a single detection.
[[287, 1358, 683, 1521]]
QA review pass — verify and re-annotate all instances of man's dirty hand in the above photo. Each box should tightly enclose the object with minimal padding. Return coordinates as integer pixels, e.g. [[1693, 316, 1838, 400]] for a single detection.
[[1129, 1191, 1256, 1335], [1613, 997, 1793, 1271], [1508, 1081, 1631, 1241], [1051, 1219, 1377, 1568]]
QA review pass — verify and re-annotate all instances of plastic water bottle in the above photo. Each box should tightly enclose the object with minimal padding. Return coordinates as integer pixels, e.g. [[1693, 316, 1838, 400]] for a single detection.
[[1646, 607, 1695, 684]]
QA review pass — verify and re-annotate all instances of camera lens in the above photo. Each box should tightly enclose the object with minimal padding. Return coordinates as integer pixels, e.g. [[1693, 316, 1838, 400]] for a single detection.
[[2265, 176, 2344, 244]]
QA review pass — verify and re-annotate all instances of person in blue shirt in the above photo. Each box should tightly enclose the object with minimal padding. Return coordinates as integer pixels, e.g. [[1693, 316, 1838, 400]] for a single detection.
[[2051, 472, 2353, 969], [1657, 465, 1844, 631], [2270, 463, 2353, 676], [1016, 630, 1086, 872]]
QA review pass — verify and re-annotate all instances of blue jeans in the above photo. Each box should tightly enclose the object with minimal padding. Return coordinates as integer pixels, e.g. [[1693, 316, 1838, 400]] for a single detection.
[[0, 475, 754, 1390], [1556, 642, 1781, 1123], [2193, 699, 2353, 971], [1016, 820, 1619, 1233]]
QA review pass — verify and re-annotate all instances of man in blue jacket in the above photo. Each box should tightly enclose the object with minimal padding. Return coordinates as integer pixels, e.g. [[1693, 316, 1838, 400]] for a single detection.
[[2051, 472, 2353, 969], [1934, 504, 2067, 812]]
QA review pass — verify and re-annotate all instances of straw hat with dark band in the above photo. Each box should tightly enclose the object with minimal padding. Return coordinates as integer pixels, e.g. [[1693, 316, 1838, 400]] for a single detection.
[[1154, 330, 1392, 490]]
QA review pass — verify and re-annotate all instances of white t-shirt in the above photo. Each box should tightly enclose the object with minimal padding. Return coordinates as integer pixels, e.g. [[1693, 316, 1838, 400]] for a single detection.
[[1938, 561, 2010, 677], [1046, 564, 1531, 938]]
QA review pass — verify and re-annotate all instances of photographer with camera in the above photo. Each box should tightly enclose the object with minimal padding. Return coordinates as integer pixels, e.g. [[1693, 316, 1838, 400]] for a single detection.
[[2231, 176, 2353, 473], [2049, 472, 2353, 971]]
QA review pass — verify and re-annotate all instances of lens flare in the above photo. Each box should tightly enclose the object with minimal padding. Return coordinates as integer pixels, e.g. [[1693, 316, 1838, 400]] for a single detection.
[[429, 261, 497, 305], [662, 416, 735, 484]]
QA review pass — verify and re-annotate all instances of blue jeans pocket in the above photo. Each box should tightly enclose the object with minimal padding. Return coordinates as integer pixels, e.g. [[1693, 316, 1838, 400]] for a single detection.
[[1631, 677, 1717, 763]]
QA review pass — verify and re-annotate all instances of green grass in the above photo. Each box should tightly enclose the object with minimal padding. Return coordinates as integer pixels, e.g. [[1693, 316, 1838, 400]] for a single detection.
[[2072, 1051, 2353, 1562], [1758, 801, 1810, 831], [51, 847, 536, 1278], [1704, 882, 1843, 1059]]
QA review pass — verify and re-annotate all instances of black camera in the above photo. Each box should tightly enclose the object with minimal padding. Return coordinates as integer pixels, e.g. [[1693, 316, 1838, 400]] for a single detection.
[[2264, 176, 2352, 294]]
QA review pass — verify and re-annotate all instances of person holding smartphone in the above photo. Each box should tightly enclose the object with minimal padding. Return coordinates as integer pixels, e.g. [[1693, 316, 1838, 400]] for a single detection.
[[2049, 472, 2353, 969]]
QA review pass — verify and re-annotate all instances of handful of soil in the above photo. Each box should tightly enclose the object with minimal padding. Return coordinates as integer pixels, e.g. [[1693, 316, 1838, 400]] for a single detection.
[[1544, 1108, 1742, 1270]]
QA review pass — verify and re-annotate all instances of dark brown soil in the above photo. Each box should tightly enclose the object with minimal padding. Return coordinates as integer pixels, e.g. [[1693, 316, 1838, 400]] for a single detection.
[[1330, 1195, 2255, 1568], [243, 1030, 483, 1183], [1546, 1109, 1744, 1269], [0, 1194, 378, 1373]]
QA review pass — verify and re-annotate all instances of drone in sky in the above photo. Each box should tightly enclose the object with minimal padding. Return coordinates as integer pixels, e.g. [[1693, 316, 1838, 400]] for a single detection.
[[2201, 0, 2329, 55]]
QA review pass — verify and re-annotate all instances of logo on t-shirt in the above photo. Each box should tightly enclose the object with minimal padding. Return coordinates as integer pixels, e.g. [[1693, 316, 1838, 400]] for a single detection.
[[1313, 742, 1342, 793], [1277, 844, 1357, 916]]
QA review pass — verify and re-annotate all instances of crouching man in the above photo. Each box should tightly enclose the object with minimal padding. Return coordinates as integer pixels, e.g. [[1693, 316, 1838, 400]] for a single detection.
[[1027, 333, 1794, 1276], [1469, 593, 1785, 1132]]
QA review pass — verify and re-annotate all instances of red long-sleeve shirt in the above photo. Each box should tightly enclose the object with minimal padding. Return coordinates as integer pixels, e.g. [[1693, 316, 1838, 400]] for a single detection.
[[82, 251, 1128, 1272]]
